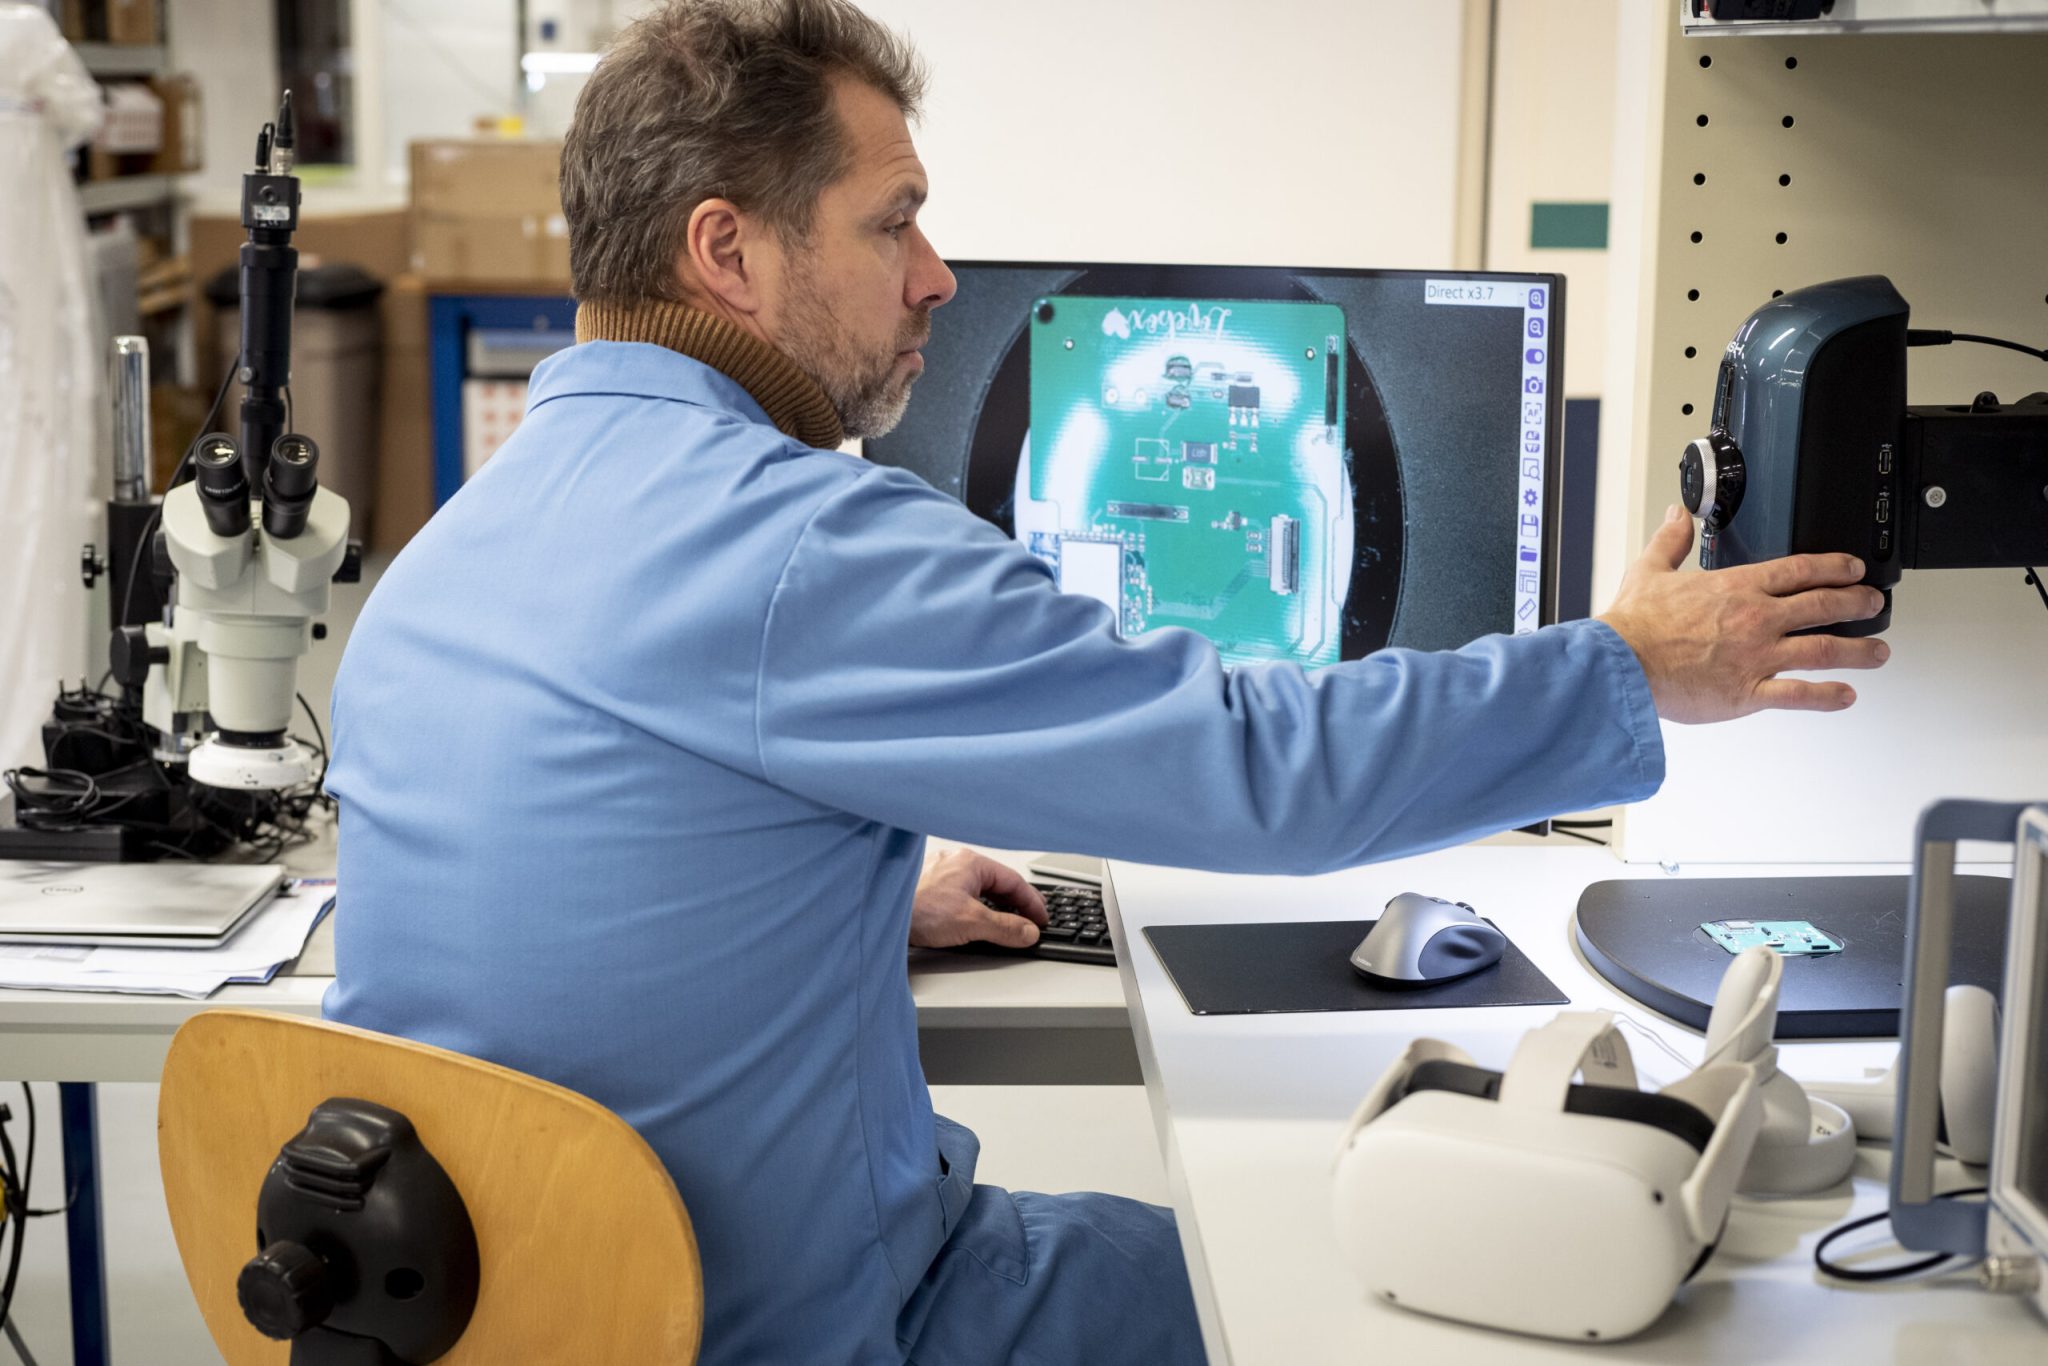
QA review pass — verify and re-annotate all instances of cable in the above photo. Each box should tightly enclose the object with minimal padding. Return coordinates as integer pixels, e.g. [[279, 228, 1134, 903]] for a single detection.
[[1906, 329, 2048, 362], [1552, 827, 1610, 847], [1551, 819, 1614, 830], [0, 1109, 24, 1343], [1814, 1186, 1988, 1283], [2025, 569, 2048, 616], [3, 1315, 38, 1366]]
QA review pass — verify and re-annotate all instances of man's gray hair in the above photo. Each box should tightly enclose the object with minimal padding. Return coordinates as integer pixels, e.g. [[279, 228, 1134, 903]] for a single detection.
[[561, 0, 926, 304]]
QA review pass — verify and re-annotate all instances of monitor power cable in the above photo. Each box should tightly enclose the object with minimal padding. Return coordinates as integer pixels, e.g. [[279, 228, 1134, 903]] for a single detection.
[[1813, 1186, 1988, 1283], [1905, 330, 2048, 363]]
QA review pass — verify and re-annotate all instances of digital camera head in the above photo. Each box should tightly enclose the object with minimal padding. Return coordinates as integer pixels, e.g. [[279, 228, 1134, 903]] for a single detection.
[[1679, 276, 2048, 637], [1678, 276, 1908, 636]]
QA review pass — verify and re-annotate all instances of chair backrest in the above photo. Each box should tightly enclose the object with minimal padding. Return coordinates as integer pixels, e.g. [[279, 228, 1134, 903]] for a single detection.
[[159, 1009, 702, 1364]]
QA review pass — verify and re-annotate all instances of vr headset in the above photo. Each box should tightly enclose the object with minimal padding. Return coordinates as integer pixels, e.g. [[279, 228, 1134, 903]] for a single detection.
[[1332, 952, 1778, 1342]]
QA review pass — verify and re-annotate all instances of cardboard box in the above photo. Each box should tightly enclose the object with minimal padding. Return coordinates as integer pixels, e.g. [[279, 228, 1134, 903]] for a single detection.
[[410, 138, 561, 217], [149, 73, 203, 175], [374, 275, 436, 553], [411, 214, 570, 288], [408, 139, 571, 288], [106, 0, 158, 45], [96, 81, 163, 155]]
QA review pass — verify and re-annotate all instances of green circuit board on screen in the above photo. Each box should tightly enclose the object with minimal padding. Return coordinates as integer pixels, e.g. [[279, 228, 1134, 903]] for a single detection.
[[1024, 296, 1349, 668]]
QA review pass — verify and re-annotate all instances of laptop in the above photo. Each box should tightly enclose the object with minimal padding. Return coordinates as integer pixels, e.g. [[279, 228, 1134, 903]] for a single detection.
[[0, 862, 286, 948]]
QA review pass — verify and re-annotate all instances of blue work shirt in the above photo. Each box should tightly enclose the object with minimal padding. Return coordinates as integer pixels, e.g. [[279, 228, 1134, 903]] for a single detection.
[[325, 339, 1664, 1364]]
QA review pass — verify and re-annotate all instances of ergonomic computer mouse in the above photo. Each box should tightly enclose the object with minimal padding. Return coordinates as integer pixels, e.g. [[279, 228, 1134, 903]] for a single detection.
[[1349, 893, 1506, 985]]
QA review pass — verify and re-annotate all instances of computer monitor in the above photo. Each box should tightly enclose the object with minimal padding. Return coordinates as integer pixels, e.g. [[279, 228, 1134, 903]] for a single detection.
[[867, 262, 1567, 666]]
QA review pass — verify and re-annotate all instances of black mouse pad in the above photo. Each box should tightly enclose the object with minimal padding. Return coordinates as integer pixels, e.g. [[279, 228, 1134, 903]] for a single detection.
[[1141, 920, 1569, 1016]]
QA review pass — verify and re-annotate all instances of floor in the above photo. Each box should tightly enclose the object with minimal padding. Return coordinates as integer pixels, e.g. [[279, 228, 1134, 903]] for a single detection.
[[5, 550, 1168, 1364]]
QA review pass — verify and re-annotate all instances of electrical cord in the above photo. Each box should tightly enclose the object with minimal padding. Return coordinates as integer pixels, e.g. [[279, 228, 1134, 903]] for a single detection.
[[0, 1104, 25, 1351], [1814, 1186, 1988, 1283], [5, 678, 329, 861], [1551, 827, 1610, 847], [1906, 329, 2048, 362], [3, 1316, 38, 1366], [2025, 569, 2048, 615]]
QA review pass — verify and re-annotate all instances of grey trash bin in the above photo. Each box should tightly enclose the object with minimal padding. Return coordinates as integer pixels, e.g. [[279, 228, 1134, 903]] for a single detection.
[[207, 263, 386, 541]]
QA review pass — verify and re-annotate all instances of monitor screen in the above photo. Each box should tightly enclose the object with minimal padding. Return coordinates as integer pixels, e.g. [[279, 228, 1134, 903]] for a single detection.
[[866, 263, 1566, 667]]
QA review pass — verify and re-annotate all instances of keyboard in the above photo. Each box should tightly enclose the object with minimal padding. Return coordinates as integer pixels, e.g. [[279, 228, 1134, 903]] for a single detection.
[[959, 879, 1117, 966]]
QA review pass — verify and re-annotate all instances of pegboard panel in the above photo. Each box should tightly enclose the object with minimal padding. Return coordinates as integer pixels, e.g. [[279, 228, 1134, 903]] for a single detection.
[[1615, 27, 2048, 864]]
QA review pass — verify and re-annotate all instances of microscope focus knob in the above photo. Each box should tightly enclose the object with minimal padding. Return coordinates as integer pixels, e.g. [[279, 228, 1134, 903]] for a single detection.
[[237, 1239, 335, 1339], [332, 538, 363, 585], [1680, 433, 1745, 533], [109, 626, 168, 689]]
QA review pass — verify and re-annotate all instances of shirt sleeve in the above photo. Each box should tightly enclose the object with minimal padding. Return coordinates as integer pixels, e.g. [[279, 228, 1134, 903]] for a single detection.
[[755, 467, 1663, 875]]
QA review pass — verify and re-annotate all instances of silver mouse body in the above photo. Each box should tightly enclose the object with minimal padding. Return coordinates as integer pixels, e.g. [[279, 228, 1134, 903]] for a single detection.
[[1350, 893, 1506, 984]]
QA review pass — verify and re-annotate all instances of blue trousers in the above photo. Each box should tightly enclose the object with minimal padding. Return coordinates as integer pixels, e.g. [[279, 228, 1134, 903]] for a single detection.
[[897, 1118, 1208, 1366]]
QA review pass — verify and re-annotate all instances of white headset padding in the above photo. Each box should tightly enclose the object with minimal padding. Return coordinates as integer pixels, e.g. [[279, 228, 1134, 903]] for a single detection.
[[1940, 984, 1999, 1164], [1659, 1061, 1766, 1243], [1496, 1010, 1638, 1111], [1333, 1037, 1475, 1163]]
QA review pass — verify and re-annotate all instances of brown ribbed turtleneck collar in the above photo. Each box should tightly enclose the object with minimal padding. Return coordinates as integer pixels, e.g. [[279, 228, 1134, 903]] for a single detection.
[[575, 298, 845, 450]]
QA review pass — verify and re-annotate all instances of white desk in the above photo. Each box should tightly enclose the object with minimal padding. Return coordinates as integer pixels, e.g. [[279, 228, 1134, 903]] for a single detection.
[[1105, 845, 2044, 1365], [0, 834, 1132, 1084], [0, 939, 1132, 1084]]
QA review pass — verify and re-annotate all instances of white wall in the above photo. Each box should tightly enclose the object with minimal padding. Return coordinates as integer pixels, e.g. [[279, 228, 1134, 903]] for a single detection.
[[1485, 0, 1619, 400], [1610, 23, 2048, 864], [371, 0, 520, 195], [857, 0, 1471, 268], [525, 1, 1476, 268], [168, 0, 282, 209]]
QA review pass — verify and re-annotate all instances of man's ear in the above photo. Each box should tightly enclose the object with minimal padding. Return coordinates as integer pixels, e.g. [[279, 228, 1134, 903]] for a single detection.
[[676, 197, 773, 316]]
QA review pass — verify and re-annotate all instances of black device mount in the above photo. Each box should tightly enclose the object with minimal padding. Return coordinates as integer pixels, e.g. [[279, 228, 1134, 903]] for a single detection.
[[237, 95, 304, 494], [238, 1098, 480, 1366]]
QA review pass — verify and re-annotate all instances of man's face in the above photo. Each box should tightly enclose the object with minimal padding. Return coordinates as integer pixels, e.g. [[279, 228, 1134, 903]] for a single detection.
[[764, 75, 956, 440]]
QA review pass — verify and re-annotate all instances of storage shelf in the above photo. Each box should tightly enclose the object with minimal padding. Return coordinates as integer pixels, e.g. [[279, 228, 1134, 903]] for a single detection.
[[74, 43, 167, 75], [76, 174, 179, 216]]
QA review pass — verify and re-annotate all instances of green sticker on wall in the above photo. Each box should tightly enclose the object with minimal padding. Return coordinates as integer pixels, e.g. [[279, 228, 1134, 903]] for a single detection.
[[1531, 202, 1609, 250]]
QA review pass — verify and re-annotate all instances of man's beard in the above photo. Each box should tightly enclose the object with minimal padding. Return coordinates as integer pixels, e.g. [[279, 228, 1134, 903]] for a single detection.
[[777, 260, 930, 441]]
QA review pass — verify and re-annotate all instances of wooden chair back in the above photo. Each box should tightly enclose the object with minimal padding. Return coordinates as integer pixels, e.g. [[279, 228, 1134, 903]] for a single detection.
[[159, 1009, 702, 1364]]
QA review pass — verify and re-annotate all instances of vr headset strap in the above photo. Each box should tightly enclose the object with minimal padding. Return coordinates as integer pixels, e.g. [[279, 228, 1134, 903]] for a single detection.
[[1497, 1010, 1637, 1111]]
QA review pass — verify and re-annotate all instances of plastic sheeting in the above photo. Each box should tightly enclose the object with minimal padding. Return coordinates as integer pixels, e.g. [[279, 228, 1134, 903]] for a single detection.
[[0, 5, 103, 767]]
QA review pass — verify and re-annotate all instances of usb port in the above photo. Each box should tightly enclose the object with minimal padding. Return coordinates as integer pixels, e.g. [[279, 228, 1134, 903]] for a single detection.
[[1878, 529, 1892, 554], [1875, 495, 1890, 524], [1878, 445, 1893, 476]]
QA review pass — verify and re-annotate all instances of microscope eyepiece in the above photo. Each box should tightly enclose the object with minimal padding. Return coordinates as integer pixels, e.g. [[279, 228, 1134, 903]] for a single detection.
[[263, 434, 321, 539], [194, 433, 252, 538]]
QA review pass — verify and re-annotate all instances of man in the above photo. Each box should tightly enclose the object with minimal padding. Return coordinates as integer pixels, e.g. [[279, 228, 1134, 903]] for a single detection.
[[325, 3, 1887, 1363]]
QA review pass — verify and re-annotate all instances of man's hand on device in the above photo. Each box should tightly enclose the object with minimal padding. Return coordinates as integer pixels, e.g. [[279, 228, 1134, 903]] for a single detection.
[[1600, 504, 1892, 724], [910, 849, 1049, 949]]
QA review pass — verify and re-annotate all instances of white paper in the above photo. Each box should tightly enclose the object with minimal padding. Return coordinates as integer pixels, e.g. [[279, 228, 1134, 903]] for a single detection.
[[0, 880, 331, 998]]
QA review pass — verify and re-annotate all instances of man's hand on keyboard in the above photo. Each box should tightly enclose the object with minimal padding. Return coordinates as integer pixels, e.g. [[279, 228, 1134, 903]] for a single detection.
[[910, 849, 1048, 949]]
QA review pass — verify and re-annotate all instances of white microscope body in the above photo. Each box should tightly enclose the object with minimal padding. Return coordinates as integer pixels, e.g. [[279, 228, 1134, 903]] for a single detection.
[[148, 451, 349, 789]]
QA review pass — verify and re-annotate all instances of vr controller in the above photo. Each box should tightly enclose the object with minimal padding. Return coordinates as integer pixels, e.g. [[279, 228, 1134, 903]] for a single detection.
[[1679, 276, 2048, 635]]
